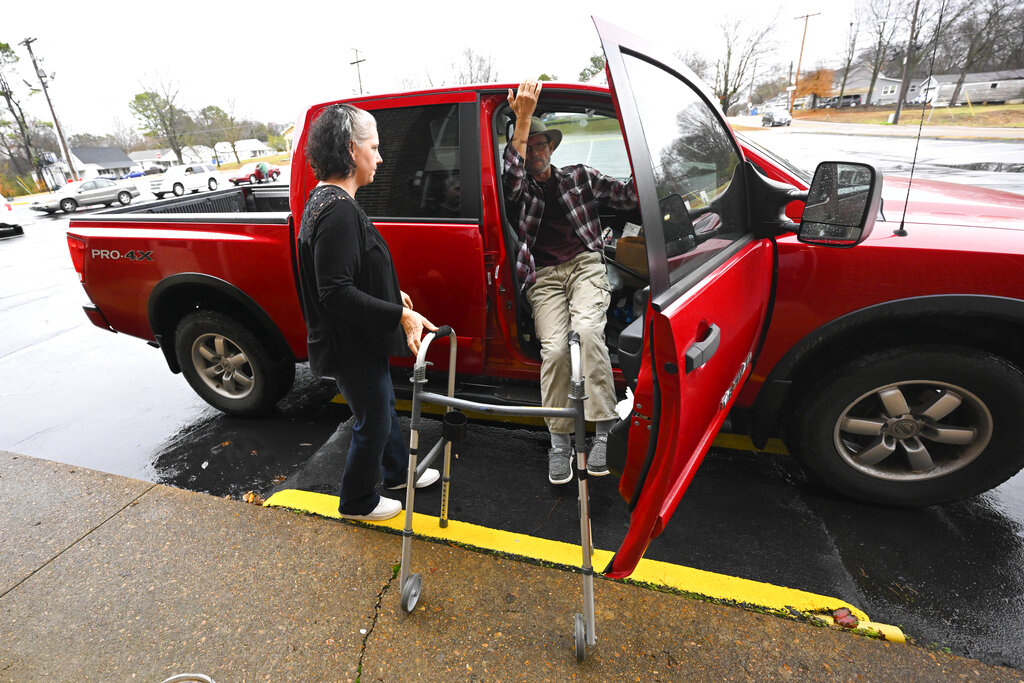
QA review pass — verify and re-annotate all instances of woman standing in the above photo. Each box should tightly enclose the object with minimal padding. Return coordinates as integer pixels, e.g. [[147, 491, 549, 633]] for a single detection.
[[297, 104, 439, 521]]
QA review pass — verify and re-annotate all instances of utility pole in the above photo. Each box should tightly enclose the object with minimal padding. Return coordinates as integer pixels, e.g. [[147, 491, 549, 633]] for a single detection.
[[351, 48, 365, 95], [891, 0, 921, 125], [790, 13, 821, 113], [20, 37, 78, 182]]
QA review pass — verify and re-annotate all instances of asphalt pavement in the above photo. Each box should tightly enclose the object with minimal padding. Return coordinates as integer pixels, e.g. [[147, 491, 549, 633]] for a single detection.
[[3, 449, 1022, 682]]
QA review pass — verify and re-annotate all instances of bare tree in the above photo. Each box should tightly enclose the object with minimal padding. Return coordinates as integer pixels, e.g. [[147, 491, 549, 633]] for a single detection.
[[0, 42, 44, 182], [710, 18, 778, 113], [860, 0, 905, 105], [837, 18, 861, 106], [456, 48, 495, 84], [677, 49, 713, 84], [945, 0, 1019, 103], [129, 78, 195, 163], [111, 116, 141, 154]]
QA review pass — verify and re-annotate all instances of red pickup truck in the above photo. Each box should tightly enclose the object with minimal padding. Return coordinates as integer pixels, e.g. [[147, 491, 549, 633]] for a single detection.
[[67, 24, 1024, 567]]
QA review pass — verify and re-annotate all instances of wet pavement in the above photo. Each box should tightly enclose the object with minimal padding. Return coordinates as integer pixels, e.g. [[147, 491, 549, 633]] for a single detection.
[[3, 138, 1024, 671]]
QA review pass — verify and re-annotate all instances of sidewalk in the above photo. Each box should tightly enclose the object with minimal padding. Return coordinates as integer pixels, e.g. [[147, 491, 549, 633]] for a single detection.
[[1, 450, 1020, 682]]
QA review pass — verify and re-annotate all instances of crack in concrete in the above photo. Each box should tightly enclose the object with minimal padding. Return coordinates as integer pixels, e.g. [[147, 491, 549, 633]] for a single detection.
[[356, 563, 400, 682]]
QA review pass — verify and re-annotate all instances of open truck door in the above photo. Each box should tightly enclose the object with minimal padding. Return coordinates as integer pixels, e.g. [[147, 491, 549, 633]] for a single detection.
[[596, 19, 778, 578], [595, 19, 881, 578]]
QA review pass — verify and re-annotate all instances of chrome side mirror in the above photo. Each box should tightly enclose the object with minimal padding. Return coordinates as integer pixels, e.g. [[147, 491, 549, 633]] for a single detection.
[[798, 161, 882, 247]]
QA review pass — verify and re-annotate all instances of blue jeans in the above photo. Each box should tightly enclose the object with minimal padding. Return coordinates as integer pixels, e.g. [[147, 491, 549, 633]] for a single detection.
[[334, 356, 408, 515]]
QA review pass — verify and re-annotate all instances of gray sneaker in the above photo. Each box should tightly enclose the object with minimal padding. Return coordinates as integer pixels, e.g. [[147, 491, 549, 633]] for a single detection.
[[588, 434, 609, 476], [548, 446, 573, 485]]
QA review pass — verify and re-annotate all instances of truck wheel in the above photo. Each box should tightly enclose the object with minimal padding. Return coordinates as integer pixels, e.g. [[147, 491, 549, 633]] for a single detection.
[[60, 198, 77, 213], [117, 191, 132, 205], [788, 346, 1024, 507], [174, 311, 295, 416], [208, 178, 218, 191], [173, 183, 185, 197]]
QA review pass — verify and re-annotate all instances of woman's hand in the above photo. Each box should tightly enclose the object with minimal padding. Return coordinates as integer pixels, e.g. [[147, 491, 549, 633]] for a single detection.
[[400, 307, 437, 355]]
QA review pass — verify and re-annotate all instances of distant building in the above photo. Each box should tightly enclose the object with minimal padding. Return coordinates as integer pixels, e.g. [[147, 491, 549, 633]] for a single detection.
[[128, 149, 176, 171], [831, 66, 902, 106], [215, 138, 275, 162], [911, 70, 1024, 106], [69, 147, 133, 179], [281, 124, 295, 153]]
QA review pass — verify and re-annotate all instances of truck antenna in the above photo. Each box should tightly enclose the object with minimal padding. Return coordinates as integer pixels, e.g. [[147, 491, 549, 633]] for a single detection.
[[896, 0, 948, 237]]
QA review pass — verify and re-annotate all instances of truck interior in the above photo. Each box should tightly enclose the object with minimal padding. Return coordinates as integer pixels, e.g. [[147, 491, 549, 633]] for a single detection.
[[492, 95, 649, 383]]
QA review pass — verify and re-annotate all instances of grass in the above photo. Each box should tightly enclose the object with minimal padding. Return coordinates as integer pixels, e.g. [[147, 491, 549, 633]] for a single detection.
[[216, 152, 290, 171], [793, 102, 1024, 127]]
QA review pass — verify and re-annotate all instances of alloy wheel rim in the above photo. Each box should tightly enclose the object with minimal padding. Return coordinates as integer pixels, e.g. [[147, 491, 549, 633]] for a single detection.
[[191, 332, 254, 399], [832, 379, 992, 482]]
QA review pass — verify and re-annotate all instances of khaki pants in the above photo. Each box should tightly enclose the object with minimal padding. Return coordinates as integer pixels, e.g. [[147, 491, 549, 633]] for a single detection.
[[526, 250, 617, 434]]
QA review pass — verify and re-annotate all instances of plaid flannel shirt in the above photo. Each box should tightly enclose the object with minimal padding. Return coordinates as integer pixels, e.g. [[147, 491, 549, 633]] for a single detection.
[[503, 144, 638, 288]]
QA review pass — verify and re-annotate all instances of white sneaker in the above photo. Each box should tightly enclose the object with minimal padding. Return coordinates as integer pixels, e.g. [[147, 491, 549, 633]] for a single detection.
[[340, 496, 402, 521], [386, 467, 441, 490]]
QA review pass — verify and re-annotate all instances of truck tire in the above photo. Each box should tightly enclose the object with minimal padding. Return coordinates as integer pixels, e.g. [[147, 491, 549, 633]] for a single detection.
[[174, 310, 295, 416], [173, 183, 185, 197], [787, 346, 1024, 507]]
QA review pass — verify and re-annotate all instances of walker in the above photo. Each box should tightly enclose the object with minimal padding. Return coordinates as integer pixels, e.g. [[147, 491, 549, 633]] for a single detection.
[[398, 325, 597, 662]]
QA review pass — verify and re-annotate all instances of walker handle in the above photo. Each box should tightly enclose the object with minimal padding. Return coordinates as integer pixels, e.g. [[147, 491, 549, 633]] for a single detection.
[[416, 325, 457, 366]]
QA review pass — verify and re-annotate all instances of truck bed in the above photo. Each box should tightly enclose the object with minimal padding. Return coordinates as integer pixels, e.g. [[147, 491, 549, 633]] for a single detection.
[[98, 184, 290, 219]]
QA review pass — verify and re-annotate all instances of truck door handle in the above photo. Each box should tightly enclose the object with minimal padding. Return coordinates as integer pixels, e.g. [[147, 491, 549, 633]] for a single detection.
[[684, 324, 721, 373]]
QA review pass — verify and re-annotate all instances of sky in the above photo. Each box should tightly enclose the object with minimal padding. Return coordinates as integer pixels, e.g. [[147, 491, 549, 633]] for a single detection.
[[4, 0, 861, 139]]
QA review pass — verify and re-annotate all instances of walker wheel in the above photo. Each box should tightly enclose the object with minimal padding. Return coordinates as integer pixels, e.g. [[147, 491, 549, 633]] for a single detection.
[[574, 612, 586, 663], [401, 573, 422, 613]]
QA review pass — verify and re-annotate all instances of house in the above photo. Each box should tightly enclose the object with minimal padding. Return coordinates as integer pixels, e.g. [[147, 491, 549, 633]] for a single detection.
[[831, 66, 902, 106], [214, 138, 275, 162], [179, 145, 218, 165], [128, 149, 176, 171], [912, 70, 1024, 106], [69, 147, 134, 179]]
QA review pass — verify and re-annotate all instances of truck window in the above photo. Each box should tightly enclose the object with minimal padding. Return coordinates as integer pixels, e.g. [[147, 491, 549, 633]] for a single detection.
[[356, 103, 470, 220], [620, 53, 749, 285]]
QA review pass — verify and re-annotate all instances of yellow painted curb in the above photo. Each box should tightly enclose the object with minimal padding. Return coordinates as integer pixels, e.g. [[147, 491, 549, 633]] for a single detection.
[[264, 488, 903, 643]]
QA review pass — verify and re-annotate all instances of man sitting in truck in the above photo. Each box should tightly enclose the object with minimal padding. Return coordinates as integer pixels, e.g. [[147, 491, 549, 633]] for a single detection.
[[503, 79, 638, 485]]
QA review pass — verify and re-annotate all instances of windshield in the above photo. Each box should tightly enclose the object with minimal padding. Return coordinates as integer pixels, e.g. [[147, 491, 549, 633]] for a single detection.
[[736, 133, 813, 185]]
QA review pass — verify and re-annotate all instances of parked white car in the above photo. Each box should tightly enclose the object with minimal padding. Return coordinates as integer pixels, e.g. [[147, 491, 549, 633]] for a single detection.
[[150, 164, 221, 199]]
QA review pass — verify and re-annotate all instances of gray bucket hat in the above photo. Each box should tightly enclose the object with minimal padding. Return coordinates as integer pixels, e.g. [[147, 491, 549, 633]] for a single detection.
[[528, 116, 562, 151]]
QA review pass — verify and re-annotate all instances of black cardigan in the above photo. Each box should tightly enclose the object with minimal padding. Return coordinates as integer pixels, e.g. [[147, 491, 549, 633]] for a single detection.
[[297, 185, 407, 379]]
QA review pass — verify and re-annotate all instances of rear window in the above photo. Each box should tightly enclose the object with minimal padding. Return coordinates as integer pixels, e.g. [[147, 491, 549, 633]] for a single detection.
[[356, 103, 472, 220]]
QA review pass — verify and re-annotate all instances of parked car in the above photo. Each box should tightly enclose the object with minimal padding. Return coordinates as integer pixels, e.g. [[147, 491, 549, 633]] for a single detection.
[[65, 21, 1024, 541], [149, 163, 220, 199], [31, 178, 139, 214], [228, 162, 281, 185], [762, 107, 793, 126]]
